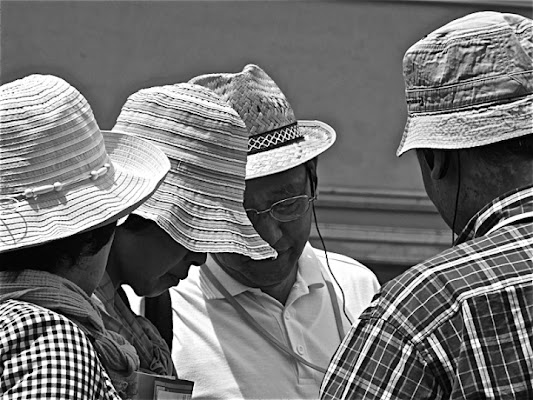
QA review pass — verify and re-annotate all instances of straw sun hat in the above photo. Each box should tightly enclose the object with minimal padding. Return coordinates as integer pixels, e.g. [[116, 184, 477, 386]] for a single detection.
[[189, 64, 336, 180], [112, 82, 277, 260], [397, 11, 532, 156], [0, 75, 170, 253]]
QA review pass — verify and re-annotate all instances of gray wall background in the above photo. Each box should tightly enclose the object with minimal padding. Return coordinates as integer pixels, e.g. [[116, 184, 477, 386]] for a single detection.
[[2, 0, 531, 281]]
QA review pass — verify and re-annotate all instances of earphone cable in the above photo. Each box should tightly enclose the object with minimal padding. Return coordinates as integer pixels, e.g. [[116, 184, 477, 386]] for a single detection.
[[451, 153, 461, 245], [312, 203, 353, 326]]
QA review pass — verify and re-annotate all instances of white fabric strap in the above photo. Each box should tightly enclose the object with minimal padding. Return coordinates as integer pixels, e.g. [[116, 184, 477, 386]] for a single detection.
[[202, 265, 328, 374]]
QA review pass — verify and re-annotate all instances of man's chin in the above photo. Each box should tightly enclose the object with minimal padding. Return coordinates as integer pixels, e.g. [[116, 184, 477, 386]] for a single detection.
[[216, 249, 300, 287]]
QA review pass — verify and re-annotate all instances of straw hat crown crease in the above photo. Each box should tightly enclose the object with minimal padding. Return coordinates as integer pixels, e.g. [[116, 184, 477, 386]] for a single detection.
[[190, 65, 297, 136], [189, 64, 336, 180]]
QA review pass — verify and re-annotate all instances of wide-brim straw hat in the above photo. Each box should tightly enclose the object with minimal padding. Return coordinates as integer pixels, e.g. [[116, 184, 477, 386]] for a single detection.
[[397, 11, 533, 156], [189, 64, 336, 180], [112, 82, 277, 260], [0, 75, 170, 253]]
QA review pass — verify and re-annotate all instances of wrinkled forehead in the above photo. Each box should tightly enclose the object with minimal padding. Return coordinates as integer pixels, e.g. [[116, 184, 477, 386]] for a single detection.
[[244, 164, 308, 204]]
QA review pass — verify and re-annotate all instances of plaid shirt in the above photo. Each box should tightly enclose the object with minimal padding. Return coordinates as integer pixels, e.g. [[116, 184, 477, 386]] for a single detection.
[[320, 186, 533, 400], [0, 299, 120, 399]]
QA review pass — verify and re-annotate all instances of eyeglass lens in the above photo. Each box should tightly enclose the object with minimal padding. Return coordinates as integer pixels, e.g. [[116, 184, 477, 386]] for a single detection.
[[271, 196, 311, 221]]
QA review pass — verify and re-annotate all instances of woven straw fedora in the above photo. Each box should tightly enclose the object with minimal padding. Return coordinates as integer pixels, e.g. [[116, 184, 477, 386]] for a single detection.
[[112, 82, 277, 260], [0, 75, 170, 253], [397, 12, 533, 156], [189, 64, 336, 180]]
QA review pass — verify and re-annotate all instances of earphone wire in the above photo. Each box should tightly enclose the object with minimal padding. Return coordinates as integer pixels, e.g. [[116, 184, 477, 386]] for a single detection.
[[451, 153, 461, 245], [312, 202, 353, 326], [305, 162, 353, 326]]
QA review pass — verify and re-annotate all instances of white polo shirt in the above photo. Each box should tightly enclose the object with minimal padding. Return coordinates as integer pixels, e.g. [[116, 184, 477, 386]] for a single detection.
[[170, 243, 379, 399]]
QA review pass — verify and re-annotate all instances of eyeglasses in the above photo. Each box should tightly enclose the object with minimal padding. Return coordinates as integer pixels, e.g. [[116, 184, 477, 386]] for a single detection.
[[245, 194, 317, 223]]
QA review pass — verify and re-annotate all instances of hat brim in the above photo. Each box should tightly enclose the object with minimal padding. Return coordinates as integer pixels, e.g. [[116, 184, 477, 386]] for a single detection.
[[131, 163, 279, 260], [0, 131, 170, 253], [246, 120, 336, 180], [397, 94, 533, 156]]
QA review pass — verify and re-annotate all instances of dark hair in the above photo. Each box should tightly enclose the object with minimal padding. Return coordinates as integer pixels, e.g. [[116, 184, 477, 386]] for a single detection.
[[0, 222, 117, 273]]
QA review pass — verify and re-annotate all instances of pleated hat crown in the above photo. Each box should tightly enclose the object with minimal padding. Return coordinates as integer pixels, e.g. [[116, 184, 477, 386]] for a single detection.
[[397, 12, 533, 156], [0, 74, 170, 252], [113, 82, 277, 260], [189, 64, 336, 179]]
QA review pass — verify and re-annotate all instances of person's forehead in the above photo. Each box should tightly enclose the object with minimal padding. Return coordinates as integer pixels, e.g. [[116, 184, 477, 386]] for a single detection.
[[245, 165, 307, 202]]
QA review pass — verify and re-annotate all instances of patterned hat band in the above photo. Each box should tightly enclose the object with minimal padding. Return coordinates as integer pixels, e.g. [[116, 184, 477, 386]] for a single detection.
[[248, 122, 303, 155]]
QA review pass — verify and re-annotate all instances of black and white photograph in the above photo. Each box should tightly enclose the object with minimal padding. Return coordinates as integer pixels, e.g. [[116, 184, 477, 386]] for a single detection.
[[1, 1, 532, 399]]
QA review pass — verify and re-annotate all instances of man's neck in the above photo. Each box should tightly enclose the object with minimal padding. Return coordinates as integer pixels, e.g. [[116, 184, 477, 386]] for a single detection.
[[260, 267, 298, 305], [211, 254, 300, 306]]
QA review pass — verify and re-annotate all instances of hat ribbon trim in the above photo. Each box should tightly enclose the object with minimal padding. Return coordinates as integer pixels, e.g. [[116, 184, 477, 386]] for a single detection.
[[0, 162, 111, 215], [248, 123, 303, 155]]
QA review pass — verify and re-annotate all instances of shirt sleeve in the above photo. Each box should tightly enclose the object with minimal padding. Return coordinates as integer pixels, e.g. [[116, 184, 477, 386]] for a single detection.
[[0, 303, 121, 399], [320, 316, 440, 400]]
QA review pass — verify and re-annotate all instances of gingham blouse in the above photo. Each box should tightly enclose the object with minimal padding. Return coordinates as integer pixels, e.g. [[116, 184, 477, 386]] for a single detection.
[[320, 186, 533, 400], [0, 299, 121, 399]]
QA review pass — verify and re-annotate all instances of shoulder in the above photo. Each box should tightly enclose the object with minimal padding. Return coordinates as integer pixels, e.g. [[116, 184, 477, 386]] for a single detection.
[[0, 299, 76, 335], [313, 246, 367, 269], [363, 246, 456, 328], [380, 229, 531, 306], [0, 299, 120, 399], [173, 264, 202, 294], [365, 233, 527, 336], [311, 245, 379, 285], [170, 265, 205, 307]]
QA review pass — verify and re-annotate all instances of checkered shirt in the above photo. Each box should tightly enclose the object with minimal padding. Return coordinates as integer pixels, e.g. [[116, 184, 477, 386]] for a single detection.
[[1, 299, 121, 399], [320, 186, 533, 400]]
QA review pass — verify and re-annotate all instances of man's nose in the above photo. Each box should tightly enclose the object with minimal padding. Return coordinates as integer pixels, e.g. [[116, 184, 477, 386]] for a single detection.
[[253, 215, 283, 246], [186, 251, 207, 266]]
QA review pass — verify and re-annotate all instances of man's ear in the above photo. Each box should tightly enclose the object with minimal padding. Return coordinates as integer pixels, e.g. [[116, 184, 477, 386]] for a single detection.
[[421, 149, 449, 180]]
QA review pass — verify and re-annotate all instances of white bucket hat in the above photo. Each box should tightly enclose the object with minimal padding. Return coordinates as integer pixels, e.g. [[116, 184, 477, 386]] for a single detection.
[[0, 74, 170, 253], [189, 64, 336, 179], [112, 82, 277, 260], [397, 12, 533, 156]]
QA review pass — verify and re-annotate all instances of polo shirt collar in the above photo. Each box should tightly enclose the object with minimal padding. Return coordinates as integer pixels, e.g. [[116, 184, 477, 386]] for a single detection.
[[298, 242, 326, 289]]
